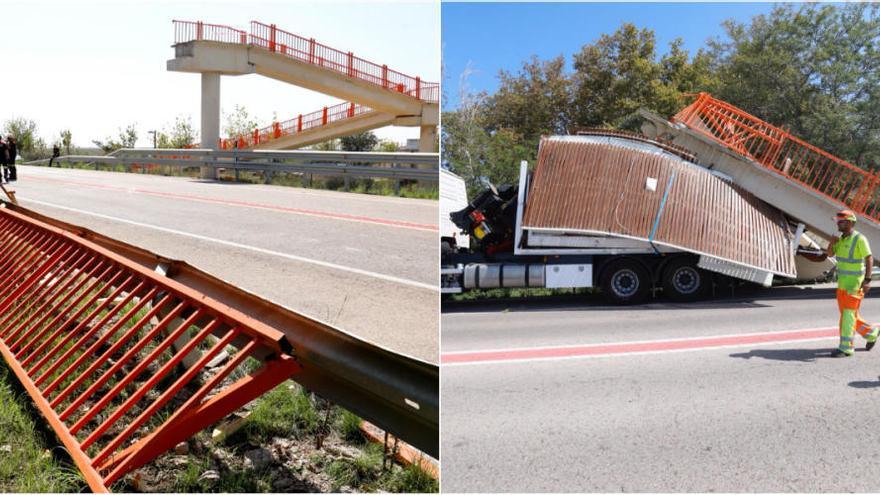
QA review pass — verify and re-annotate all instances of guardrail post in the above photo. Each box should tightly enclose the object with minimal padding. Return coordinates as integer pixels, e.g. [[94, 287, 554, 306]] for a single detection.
[[297, 115, 303, 133], [344, 175, 350, 192], [309, 38, 315, 64], [264, 170, 273, 185], [394, 180, 401, 196], [322, 107, 328, 126], [196, 21, 203, 41], [240, 31, 247, 44], [416, 77, 421, 99], [382, 64, 388, 89], [347, 52, 354, 77], [269, 24, 277, 52]]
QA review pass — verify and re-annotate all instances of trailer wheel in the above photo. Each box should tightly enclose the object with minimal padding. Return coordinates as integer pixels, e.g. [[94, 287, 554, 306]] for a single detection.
[[661, 257, 709, 302], [600, 259, 650, 305]]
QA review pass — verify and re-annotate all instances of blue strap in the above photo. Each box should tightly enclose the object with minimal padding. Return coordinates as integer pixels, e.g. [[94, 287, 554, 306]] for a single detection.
[[649, 170, 677, 244], [849, 233, 861, 260]]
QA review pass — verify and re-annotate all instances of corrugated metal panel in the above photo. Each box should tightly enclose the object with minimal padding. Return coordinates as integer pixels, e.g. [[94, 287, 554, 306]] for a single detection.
[[522, 134, 797, 278]]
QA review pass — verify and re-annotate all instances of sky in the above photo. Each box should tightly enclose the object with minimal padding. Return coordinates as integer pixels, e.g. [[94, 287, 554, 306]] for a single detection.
[[441, 2, 777, 110], [1, 0, 440, 148]]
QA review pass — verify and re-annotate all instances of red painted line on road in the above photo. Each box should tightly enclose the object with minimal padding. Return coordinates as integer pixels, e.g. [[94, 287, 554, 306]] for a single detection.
[[25, 175, 438, 232], [442, 327, 839, 365]]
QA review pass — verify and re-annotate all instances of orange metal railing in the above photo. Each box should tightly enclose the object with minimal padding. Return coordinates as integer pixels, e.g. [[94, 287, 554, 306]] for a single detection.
[[220, 101, 376, 150], [248, 21, 439, 103], [171, 20, 439, 104], [0, 207, 301, 491], [672, 93, 880, 221], [172, 19, 247, 44]]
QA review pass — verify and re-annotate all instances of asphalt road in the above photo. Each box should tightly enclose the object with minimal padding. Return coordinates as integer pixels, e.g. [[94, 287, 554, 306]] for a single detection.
[[442, 285, 880, 491], [8, 165, 438, 363]]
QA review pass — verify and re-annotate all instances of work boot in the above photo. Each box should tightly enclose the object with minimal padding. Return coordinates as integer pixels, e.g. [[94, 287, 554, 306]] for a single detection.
[[868, 339, 877, 352], [830, 349, 852, 358]]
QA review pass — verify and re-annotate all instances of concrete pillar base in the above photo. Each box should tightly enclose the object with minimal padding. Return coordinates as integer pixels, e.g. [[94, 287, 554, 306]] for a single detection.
[[201, 73, 221, 180], [419, 125, 437, 153]]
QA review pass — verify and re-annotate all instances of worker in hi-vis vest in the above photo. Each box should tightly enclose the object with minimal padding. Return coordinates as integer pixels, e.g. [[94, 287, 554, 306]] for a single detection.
[[803, 209, 879, 357]]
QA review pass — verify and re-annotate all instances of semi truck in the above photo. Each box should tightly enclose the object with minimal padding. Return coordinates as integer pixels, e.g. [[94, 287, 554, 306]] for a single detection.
[[441, 129, 832, 304]]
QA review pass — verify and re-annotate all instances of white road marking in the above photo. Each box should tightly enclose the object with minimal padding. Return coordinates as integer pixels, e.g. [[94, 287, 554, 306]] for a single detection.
[[20, 198, 438, 292]]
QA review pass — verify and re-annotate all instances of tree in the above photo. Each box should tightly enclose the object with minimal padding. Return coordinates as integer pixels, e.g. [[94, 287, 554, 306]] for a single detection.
[[4, 117, 40, 158], [376, 140, 400, 152], [311, 139, 339, 151], [483, 55, 572, 141], [93, 124, 138, 154], [223, 105, 258, 140], [340, 132, 379, 152], [443, 109, 534, 196], [157, 116, 197, 148], [708, 3, 880, 168], [59, 129, 72, 155]]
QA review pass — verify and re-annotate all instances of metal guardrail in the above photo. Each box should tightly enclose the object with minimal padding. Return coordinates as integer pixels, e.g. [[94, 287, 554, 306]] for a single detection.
[[25, 149, 439, 188], [0, 201, 439, 490]]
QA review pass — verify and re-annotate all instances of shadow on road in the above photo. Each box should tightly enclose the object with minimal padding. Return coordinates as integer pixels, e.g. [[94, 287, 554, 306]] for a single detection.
[[729, 347, 835, 362], [848, 377, 880, 389], [443, 285, 841, 315]]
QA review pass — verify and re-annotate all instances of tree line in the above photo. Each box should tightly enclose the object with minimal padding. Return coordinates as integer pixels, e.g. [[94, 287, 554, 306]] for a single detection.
[[443, 3, 880, 195], [2, 105, 399, 162]]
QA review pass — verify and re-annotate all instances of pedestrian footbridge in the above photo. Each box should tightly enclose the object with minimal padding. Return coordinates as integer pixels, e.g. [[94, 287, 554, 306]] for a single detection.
[[168, 20, 438, 159], [640, 93, 880, 262]]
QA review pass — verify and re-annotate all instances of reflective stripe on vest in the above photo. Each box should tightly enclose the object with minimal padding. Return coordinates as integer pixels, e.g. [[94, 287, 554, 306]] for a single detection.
[[837, 232, 865, 278]]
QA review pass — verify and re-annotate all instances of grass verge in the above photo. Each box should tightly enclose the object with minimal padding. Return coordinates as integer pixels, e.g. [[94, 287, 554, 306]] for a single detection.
[[0, 362, 84, 492]]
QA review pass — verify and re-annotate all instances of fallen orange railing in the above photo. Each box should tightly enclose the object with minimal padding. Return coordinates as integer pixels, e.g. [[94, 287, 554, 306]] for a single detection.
[[673, 93, 880, 221], [0, 207, 301, 491]]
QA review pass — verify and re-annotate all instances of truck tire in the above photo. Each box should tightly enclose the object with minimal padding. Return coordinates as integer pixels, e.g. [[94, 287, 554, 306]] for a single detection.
[[600, 258, 650, 305], [661, 257, 709, 302]]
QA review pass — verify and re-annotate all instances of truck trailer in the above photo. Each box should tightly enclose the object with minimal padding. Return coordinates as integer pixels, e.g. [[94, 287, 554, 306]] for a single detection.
[[442, 129, 832, 304]]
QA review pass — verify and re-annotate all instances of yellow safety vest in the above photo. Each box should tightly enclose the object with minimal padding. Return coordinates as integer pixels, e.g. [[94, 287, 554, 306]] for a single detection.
[[834, 230, 870, 290]]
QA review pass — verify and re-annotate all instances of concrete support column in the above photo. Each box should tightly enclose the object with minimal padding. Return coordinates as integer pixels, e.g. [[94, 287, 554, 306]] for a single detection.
[[201, 72, 221, 179], [419, 125, 438, 152]]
